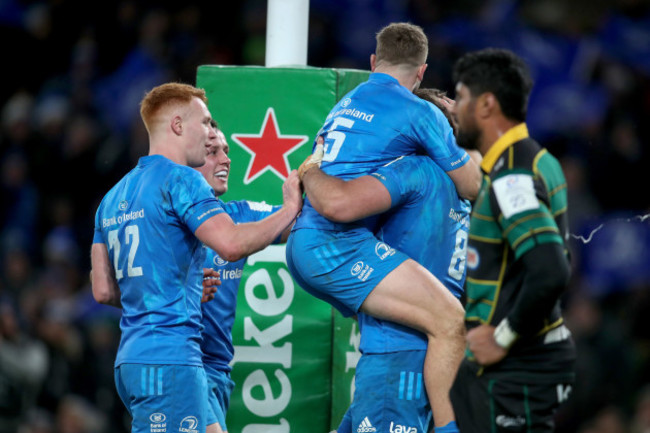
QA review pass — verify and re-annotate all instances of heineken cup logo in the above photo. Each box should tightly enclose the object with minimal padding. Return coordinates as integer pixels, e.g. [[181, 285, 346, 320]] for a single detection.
[[231, 108, 309, 184]]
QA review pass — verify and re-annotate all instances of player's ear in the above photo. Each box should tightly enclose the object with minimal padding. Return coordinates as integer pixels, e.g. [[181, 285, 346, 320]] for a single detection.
[[477, 92, 497, 119], [416, 63, 427, 82], [171, 115, 183, 135], [370, 54, 377, 71]]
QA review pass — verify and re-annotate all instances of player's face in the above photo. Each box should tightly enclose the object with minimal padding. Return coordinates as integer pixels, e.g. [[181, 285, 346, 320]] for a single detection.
[[197, 128, 231, 196], [453, 82, 481, 151], [185, 97, 216, 167]]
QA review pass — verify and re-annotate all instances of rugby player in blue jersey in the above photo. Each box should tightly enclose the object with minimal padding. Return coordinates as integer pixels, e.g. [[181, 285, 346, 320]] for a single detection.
[[286, 23, 480, 432], [298, 89, 472, 433], [196, 121, 292, 433], [91, 83, 302, 433]]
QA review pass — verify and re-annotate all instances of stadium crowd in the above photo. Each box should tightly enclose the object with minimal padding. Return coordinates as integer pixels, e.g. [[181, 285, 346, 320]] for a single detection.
[[0, 0, 649, 432]]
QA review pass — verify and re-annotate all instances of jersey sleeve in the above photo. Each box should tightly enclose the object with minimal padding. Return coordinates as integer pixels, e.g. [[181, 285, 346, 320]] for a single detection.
[[411, 101, 470, 172], [93, 205, 105, 244], [370, 156, 426, 209], [489, 170, 564, 259], [168, 167, 224, 233]]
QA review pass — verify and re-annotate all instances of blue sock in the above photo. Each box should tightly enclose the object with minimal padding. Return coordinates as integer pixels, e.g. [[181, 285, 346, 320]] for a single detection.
[[434, 421, 459, 433]]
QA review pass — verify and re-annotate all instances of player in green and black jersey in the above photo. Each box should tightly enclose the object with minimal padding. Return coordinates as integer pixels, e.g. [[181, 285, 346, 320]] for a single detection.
[[448, 48, 576, 433]]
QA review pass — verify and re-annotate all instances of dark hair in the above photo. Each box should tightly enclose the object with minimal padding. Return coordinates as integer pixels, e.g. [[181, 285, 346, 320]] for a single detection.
[[452, 48, 532, 122]]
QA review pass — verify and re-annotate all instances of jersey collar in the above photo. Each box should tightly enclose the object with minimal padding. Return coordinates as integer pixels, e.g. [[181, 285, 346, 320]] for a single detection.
[[369, 72, 399, 85], [480, 123, 529, 173]]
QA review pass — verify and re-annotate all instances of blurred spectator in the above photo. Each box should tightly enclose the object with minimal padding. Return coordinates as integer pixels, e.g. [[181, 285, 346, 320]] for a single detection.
[[0, 298, 49, 433], [0, 151, 39, 254], [632, 385, 650, 433], [577, 405, 629, 433], [55, 395, 106, 433]]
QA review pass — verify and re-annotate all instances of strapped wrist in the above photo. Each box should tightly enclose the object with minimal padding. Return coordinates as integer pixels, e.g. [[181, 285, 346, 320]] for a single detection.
[[494, 318, 518, 349]]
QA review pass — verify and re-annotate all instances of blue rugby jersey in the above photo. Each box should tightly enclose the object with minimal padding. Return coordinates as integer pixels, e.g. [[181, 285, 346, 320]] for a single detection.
[[200, 200, 281, 372], [93, 155, 223, 367], [293, 73, 469, 232], [359, 155, 471, 354]]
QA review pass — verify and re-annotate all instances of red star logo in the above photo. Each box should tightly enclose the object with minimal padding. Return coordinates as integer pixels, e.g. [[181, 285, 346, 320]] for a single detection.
[[231, 108, 308, 184]]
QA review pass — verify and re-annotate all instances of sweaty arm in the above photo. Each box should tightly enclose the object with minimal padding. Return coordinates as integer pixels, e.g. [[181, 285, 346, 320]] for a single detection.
[[196, 170, 302, 261], [91, 243, 122, 308], [446, 154, 481, 201], [301, 165, 392, 223]]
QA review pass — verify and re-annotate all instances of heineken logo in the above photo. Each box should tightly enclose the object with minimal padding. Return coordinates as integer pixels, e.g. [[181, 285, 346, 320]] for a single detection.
[[231, 108, 309, 184]]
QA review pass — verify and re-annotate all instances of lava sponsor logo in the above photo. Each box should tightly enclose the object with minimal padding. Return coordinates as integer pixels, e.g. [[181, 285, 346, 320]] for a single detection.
[[389, 422, 417, 433]]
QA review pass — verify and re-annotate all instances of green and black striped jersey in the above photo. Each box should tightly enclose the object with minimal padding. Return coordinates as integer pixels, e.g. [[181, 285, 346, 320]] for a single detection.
[[465, 123, 575, 379]]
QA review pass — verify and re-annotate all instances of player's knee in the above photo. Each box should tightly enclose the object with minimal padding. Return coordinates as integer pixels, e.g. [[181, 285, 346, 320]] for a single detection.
[[435, 299, 465, 341]]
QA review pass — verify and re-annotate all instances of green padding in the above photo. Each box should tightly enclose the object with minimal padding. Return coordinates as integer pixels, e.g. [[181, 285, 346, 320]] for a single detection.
[[197, 65, 369, 433]]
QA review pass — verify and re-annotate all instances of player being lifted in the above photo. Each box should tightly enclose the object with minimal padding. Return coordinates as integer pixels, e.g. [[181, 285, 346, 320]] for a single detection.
[[286, 23, 481, 433]]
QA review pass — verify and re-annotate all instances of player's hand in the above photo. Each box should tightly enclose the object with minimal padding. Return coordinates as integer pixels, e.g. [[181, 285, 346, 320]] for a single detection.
[[440, 96, 459, 136], [298, 136, 325, 180], [282, 170, 303, 217], [466, 324, 508, 366], [202, 268, 221, 303]]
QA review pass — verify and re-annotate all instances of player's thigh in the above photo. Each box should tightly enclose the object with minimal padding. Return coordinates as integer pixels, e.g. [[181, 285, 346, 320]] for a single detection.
[[360, 259, 464, 336], [115, 364, 209, 433], [287, 228, 407, 317], [348, 352, 430, 433]]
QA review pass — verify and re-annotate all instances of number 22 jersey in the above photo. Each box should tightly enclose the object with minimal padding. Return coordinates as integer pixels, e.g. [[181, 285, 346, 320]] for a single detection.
[[93, 154, 224, 367]]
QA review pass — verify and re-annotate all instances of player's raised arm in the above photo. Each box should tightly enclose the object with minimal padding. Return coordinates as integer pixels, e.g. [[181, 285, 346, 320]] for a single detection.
[[446, 157, 481, 200], [195, 170, 302, 261], [298, 137, 391, 223]]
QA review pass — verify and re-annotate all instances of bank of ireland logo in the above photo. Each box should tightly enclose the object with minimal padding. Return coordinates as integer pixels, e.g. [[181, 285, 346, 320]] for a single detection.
[[179, 416, 198, 433], [351, 261, 364, 277], [149, 413, 166, 432], [118, 200, 128, 211], [213, 254, 228, 267], [351, 260, 374, 281], [341, 97, 352, 107], [375, 242, 395, 260], [231, 107, 309, 184]]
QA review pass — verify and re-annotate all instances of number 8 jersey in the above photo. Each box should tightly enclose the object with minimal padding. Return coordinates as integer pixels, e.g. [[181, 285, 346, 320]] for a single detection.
[[294, 72, 470, 231], [93, 154, 224, 368]]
